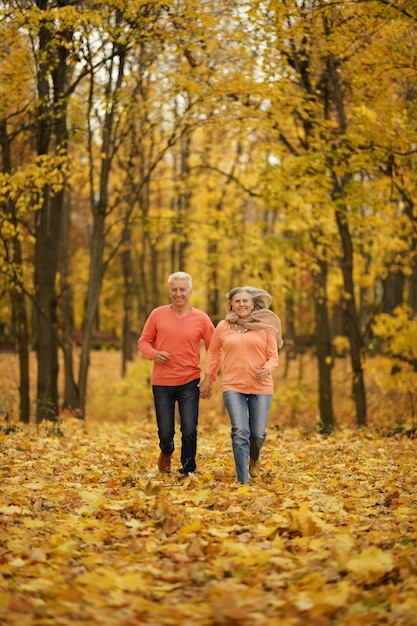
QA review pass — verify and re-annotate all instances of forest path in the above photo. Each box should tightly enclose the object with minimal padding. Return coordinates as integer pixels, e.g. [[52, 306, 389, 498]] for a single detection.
[[1, 415, 416, 625]]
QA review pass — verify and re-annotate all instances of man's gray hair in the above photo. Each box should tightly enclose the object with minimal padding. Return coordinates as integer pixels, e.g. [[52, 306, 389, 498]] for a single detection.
[[168, 272, 192, 289]]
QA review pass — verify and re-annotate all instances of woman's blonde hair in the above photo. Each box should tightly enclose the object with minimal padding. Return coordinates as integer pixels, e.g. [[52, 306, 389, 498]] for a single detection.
[[226, 286, 272, 312]]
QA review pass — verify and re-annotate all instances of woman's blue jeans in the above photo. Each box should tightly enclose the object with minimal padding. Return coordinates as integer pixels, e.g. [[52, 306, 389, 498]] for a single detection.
[[223, 390, 272, 484], [153, 378, 200, 473]]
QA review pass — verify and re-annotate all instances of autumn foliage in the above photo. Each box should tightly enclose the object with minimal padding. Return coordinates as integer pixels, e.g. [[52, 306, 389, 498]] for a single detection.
[[1, 351, 417, 625], [2, 0, 417, 429]]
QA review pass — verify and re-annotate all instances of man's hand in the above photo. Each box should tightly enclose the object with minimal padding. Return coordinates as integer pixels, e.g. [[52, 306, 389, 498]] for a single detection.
[[198, 378, 212, 399], [154, 351, 171, 364]]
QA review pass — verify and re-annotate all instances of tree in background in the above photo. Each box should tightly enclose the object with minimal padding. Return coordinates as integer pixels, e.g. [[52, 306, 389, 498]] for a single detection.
[[242, 0, 417, 428], [0, 20, 33, 422], [1, 0, 416, 427]]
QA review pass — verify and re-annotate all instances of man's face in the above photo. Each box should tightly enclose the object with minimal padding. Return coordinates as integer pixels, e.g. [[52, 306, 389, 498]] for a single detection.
[[169, 279, 192, 307]]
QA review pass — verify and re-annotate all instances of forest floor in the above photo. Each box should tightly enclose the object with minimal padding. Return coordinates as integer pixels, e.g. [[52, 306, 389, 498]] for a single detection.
[[1, 350, 417, 625]]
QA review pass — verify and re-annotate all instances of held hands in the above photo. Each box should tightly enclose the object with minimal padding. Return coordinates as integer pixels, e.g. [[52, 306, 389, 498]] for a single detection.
[[154, 351, 171, 364], [255, 368, 270, 381], [198, 378, 212, 400]]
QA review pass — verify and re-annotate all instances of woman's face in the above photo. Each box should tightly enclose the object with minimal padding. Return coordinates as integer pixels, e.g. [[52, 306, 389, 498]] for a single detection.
[[230, 291, 254, 318]]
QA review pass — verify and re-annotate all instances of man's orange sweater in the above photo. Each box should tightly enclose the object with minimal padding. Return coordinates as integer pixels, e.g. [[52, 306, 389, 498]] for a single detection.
[[138, 305, 217, 385]]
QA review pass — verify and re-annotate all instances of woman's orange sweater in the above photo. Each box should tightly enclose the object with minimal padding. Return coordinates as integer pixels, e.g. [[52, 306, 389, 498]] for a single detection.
[[204, 320, 279, 394]]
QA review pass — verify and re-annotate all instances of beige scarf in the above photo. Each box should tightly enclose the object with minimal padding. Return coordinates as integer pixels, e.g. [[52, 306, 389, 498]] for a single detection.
[[226, 309, 284, 348]]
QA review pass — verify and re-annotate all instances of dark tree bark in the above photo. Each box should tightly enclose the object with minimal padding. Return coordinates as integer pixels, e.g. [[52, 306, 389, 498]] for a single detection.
[[137, 186, 159, 325], [33, 0, 72, 422], [121, 222, 133, 377], [0, 118, 31, 423], [335, 205, 367, 426], [60, 189, 79, 411], [206, 139, 242, 325], [312, 249, 334, 432], [171, 133, 192, 272], [382, 271, 405, 314], [409, 263, 417, 314]]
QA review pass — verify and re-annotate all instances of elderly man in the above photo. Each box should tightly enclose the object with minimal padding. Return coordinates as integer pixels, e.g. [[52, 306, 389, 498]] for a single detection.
[[138, 272, 218, 476]]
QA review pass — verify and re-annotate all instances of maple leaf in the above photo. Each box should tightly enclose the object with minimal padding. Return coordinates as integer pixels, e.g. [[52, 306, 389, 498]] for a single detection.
[[345, 545, 394, 583]]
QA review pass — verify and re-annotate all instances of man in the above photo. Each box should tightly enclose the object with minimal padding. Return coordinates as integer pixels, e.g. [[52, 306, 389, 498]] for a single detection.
[[138, 272, 218, 476]]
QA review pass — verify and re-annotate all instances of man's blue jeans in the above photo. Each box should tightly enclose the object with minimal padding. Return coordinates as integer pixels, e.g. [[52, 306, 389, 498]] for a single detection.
[[223, 390, 272, 484], [153, 378, 200, 473]]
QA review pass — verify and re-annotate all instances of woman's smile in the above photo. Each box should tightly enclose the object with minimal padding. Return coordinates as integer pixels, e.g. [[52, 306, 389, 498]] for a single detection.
[[231, 292, 254, 317]]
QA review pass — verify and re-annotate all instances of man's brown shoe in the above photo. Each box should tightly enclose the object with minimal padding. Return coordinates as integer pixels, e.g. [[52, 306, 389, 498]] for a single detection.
[[158, 453, 172, 473], [249, 457, 260, 478]]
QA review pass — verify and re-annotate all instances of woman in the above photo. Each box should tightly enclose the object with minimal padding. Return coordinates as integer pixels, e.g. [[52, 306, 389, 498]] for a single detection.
[[200, 287, 283, 484]]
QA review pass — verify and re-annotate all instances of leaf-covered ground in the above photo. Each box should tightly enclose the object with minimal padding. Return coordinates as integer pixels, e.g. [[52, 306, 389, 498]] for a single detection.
[[1, 415, 417, 626]]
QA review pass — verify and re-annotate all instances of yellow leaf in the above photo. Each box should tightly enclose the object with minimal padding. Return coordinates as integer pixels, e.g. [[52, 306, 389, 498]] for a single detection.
[[21, 518, 44, 529], [323, 580, 351, 608], [24, 481, 43, 490], [55, 585, 83, 603], [117, 572, 149, 593], [20, 578, 54, 593], [125, 518, 142, 529], [28, 548, 48, 563], [291, 503, 320, 536], [0, 505, 21, 515], [50, 538, 80, 556], [75, 568, 117, 590], [200, 472, 215, 481], [179, 518, 202, 534], [346, 545, 393, 582], [294, 580, 351, 612], [77, 489, 104, 504], [153, 582, 185, 595], [328, 534, 355, 570], [103, 499, 130, 511], [144, 480, 162, 496], [0, 591, 12, 608]]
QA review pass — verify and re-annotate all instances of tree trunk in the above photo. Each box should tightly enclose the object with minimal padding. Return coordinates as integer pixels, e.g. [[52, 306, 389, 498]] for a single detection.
[[10, 250, 31, 424], [171, 134, 191, 271], [32, 14, 53, 407], [323, 16, 367, 427], [312, 252, 334, 432], [137, 200, 159, 324], [34, 191, 62, 422], [0, 118, 31, 423], [33, 2, 72, 422], [409, 261, 417, 314], [60, 189, 79, 411], [382, 271, 405, 314], [206, 139, 242, 325], [335, 207, 367, 426], [121, 222, 133, 377], [78, 212, 106, 414], [78, 37, 127, 415]]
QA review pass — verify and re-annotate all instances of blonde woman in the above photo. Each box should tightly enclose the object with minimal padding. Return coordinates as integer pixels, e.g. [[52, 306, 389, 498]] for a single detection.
[[200, 287, 283, 484]]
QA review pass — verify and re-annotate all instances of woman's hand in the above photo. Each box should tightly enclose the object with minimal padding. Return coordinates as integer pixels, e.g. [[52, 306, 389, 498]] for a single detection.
[[255, 368, 270, 381]]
